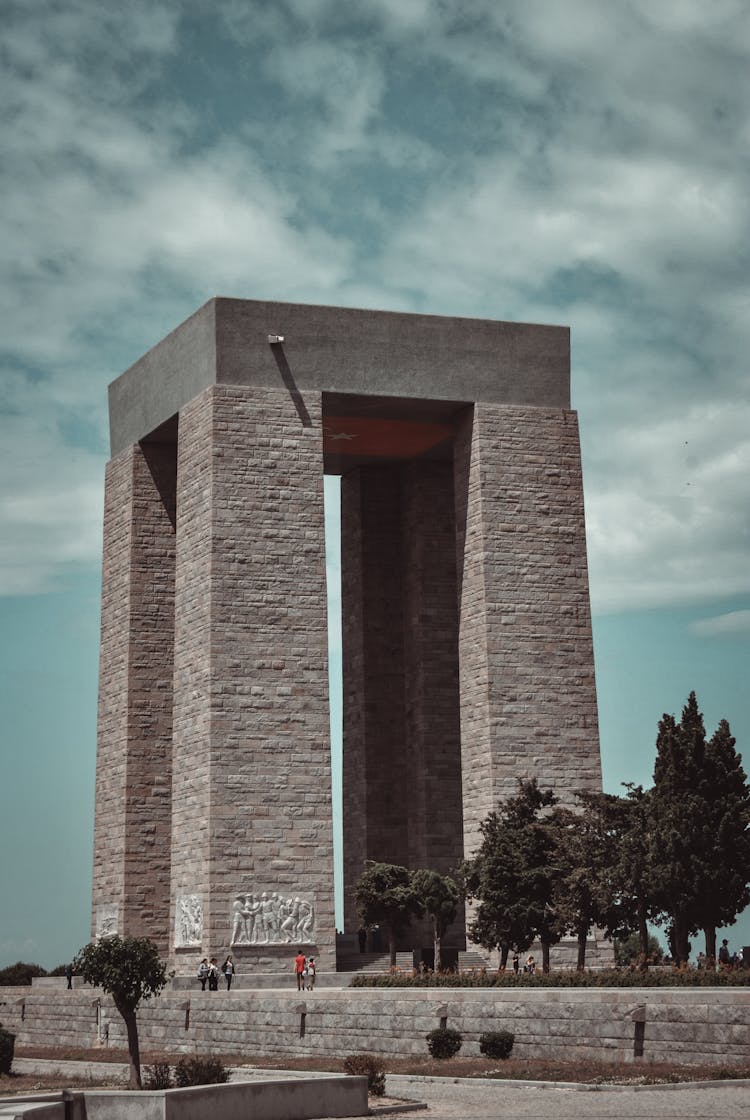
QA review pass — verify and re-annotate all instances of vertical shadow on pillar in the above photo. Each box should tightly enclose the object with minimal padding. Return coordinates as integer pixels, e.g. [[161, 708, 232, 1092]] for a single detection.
[[452, 406, 473, 607], [270, 343, 312, 428], [120, 432, 177, 954]]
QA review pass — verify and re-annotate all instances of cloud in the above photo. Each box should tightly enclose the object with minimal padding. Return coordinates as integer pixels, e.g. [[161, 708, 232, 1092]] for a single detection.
[[2, 0, 748, 621], [690, 611, 750, 639]]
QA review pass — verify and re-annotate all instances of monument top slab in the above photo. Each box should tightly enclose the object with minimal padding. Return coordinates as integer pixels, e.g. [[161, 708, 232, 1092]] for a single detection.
[[108, 297, 570, 456]]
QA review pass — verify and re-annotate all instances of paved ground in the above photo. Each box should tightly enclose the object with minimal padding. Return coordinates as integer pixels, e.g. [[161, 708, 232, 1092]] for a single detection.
[[9, 1060, 750, 1119], [368, 1074, 750, 1120]]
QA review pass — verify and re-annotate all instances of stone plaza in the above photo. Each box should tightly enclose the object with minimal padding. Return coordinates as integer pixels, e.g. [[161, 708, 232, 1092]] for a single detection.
[[91, 298, 602, 974]]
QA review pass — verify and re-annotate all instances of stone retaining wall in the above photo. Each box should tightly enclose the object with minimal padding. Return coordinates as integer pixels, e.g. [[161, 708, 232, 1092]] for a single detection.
[[2, 986, 747, 1067]]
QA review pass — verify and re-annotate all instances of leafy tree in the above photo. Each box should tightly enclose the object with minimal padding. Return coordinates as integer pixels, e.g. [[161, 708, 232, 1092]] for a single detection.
[[463, 780, 563, 972], [617, 784, 662, 958], [613, 931, 664, 968], [550, 792, 623, 970], [645, 693, 750, 964], [0, 961, 48, 986], [697, 718, 750, 959], [354, 862, 420, 967], [411, 869, 459, 972], [74, 936, 167, 1088]]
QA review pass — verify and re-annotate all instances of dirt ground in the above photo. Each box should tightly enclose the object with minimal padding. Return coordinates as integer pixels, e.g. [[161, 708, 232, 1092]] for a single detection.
[[5, 1045, 749, 1095]]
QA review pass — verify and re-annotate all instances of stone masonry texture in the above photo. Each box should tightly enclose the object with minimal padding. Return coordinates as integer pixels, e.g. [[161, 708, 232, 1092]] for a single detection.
[[6, 985, 750, 1068], [92, 441, 176, 955], [94, 299, 601, 971], [170, 384, 335, 973], [453, 403, 601, 858]]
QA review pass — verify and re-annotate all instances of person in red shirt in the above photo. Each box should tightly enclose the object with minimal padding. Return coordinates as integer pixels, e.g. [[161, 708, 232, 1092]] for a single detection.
[[294, 949, 307, 990]]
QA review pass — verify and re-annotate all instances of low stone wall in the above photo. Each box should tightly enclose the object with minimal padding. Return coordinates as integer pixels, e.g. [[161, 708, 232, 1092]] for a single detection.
[[2, 985, 748, 1067], [0, 1077, 367, 1120]]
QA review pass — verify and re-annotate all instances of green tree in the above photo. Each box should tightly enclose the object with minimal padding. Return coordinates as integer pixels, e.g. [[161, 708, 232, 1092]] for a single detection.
[[411, 869, 459, 972], [615, 785, 657, 960], [613, 930, 664, 968], [74, 936, 168, 1089], [698, 718, 750, 960], [463, 780, 563, 972], [0, 961, 47, 986], [645, 693, 750, 964], [354, 862, 420, 967], [550, 792, 623, 971]]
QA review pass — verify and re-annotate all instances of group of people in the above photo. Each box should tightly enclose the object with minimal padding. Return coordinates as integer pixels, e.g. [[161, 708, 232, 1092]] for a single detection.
[[696, 939, 744, 970], [197, 955, 235, 990], [294, 948, 317, 990], [509, 952, 536, 974], [197, 949, 319, 991]]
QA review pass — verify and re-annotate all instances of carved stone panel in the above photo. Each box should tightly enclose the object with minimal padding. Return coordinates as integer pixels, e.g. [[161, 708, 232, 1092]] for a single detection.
[[96, 903, 118, 939], [230, 891, 315, 945], [175, 894, 203, 947]]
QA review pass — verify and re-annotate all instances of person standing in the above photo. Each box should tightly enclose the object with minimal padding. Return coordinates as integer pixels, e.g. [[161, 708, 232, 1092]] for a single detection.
[[208, 957, 220, 991], [222, 955, 235, 990], [197, 958, 209, 990], [294, 948, 307, 990], [65, 962, 73, 989], [306, 957, 316, 991]]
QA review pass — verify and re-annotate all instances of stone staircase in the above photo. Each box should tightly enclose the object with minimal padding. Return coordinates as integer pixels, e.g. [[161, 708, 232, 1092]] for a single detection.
[[457, 949, 490, 970], [335, 951, 414, 973]]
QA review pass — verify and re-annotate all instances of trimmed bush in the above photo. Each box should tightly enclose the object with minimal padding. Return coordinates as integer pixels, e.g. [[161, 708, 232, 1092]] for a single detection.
[[350, 967, 750, 989], [479, 1029, 515, 1059], [343, 1053, 386, 1096], [174, 1056, 229, 1087], [144, 1062, 172, 1089], [426, 1026, 462, 1059], [0, 1027, 15, 1075]]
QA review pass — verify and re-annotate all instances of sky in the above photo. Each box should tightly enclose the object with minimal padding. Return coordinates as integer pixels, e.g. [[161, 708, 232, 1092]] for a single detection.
[[1, 0, 749, 969]]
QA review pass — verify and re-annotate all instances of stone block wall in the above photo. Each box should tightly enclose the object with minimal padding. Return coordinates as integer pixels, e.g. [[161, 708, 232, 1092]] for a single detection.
[[453, 404, 601, 858], [92, 440, 176, 955], [6, 985, 749, 1068], [170, 384, 335, 973]]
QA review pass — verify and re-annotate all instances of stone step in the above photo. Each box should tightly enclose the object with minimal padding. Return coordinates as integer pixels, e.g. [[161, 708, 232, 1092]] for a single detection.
[[335, 952, 415, 973], [458, 950, 490, 969]]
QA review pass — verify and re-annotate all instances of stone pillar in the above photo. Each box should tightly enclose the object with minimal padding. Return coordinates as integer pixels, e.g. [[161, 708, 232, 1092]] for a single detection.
[[454, 404, 602, 858], [341, 466, 408, 931], [341, 461, 464, 941], [170, 384, 334, 972], [92, 440, 176, 953], [401, 460, 465, 949]]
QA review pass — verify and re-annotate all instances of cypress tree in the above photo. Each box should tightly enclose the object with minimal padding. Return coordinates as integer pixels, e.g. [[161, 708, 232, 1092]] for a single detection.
[[646, 692, 750, 963]]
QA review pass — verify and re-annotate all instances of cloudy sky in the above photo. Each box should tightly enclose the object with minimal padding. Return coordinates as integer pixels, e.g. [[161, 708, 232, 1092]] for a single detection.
[[2, 0, 749, 967]]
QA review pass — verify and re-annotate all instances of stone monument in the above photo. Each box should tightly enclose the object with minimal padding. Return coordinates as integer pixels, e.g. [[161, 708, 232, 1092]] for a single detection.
[[91, 298, 602, 973]]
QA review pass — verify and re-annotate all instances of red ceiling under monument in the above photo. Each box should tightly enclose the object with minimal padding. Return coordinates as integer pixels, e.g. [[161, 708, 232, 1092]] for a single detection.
[[322, 415, 454, 461]]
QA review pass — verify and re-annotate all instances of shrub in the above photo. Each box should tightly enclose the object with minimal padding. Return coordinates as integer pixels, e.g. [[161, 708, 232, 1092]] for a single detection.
[[174, 1056, 229, 1087], [0, 1027, 15, 1075], [350, 967, 750, 989], [0, 962, 48, 987], [343, 1053, 386, 1096], [426, 1026, 462, 1059], [144, 1062, 172, 1089], [479, 1029, 514, 1059]]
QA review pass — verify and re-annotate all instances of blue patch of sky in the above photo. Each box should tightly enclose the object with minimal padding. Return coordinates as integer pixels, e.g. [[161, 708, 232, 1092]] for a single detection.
[[56, 412, 109, 455], [593, 600, 750, 796], [0, 355, 50, 388], [0, 572, 99, 965]]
